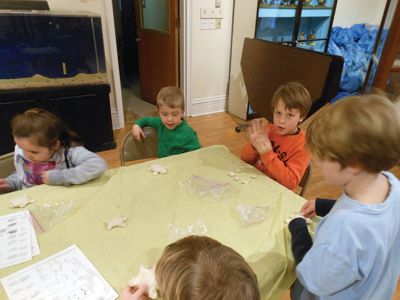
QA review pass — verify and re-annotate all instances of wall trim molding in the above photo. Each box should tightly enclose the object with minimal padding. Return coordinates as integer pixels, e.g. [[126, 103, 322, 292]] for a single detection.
[[110, 107, 120, 130], [190, 95, 227, 116], [105, 0, 124, 129]]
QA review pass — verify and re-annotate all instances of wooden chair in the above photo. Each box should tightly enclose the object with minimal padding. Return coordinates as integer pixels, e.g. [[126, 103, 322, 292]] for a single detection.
[[119, 128, 158, 166], [0, 152, 15, 178], [298, 164, 312, 197]]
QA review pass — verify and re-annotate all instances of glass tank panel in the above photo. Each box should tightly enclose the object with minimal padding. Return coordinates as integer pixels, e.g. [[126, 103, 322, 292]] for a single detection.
[[298, 0, 334, 43], [296, 39, 326, 52], [256, 0, 335, 53], [0, 11, 107, 90]]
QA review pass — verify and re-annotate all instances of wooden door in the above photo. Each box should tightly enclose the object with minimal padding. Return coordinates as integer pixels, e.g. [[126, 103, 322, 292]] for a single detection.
[[135, 0, 179, 105]]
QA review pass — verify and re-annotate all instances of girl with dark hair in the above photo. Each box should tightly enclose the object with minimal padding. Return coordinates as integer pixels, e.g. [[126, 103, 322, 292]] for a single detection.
[[0, 108, 106, 192]]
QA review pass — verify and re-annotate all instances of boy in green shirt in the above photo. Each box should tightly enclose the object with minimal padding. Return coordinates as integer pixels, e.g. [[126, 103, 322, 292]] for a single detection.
[[132, 86, 201, 158]]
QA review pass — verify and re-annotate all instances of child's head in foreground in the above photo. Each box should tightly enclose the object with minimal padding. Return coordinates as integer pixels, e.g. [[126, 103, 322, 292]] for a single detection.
[[155, 235, 260, 300], [156, 86, 185, 130], [271, 82, 312, 135], [11, 108, 80, 163], [306, 94, 400, 177]]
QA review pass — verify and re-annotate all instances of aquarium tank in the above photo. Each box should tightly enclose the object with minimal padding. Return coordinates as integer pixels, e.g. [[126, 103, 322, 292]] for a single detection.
[[0, 10, 107, 90]]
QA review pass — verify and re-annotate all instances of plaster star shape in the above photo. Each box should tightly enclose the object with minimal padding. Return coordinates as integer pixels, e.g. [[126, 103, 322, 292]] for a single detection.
[[105, 215, 129, 230], [9, 195, 34, 208], [128, 265, 158, 299], [148, 164, 167, 175], [227, 171, 236, 177]]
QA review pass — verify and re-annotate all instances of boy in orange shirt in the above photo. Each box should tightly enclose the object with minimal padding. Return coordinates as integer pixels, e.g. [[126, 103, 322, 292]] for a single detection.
[[240, 82, 312, 190]]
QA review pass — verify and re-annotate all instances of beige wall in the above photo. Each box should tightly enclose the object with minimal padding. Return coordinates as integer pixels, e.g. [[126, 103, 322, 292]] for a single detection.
[[333, 0, 387, 27], [185, 0, 234, 116], [227, 0, 258, 120], [47, 0, 121, 128]]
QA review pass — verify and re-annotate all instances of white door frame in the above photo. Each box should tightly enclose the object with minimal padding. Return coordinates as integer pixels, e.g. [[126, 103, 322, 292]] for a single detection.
[[181, 0, 192, 117], [106, 0, 189, 128], [104, 0, 124, 129]]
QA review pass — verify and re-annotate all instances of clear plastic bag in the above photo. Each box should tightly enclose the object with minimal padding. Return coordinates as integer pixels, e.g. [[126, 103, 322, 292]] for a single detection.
[[168, 219, 208, 242], [29, 200, 75, 233], [236, 204, 269, 227], [179, 175, 232, 201]]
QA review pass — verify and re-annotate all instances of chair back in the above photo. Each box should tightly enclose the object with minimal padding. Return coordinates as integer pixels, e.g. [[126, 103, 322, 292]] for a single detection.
[[299, 164, 312, 197], [0, 152, 15, 178], [119, 128, 158, 166]]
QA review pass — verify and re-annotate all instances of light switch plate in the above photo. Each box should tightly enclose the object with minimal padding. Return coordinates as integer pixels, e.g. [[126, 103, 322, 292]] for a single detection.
[[200, 7, 223, 19]]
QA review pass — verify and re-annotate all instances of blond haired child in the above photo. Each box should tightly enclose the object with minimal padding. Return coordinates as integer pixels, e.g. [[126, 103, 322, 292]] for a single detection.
[[132, 86, 201, 158], [241, 82, 312, 190], [288, 95, 400, 299], [120, 235, 260, 300], [0, 108, 106, 192]]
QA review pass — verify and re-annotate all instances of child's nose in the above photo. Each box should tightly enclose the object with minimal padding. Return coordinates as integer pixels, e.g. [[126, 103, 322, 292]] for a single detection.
[[277, 115, 285, 124]]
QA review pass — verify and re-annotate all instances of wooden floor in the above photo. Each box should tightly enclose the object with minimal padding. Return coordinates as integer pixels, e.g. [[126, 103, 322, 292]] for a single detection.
[[97, 110, 400, 300]]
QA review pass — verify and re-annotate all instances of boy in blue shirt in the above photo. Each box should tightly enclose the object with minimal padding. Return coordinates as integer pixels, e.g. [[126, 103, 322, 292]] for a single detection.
[[288, 95, 400, 299]]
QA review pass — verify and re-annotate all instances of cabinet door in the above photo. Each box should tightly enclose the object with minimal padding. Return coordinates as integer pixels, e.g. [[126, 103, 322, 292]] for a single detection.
[[255, 0, 336, 53], [0, 99, 50, 154], [255, 1, 298, 43], [48, 93, 114, 152], [296, 0, 336, 52]]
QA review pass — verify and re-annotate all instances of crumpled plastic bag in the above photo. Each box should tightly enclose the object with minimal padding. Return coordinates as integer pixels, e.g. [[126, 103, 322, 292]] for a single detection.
[[328, 24, 379, 97]]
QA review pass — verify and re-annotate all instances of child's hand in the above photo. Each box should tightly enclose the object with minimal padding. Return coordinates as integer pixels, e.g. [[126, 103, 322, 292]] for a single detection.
[[41, 171, 50, 184], [301, 199, 316, 219], [248, 118, 272, 154], [120, 285, 149, 300], [0, 178, 11, 191], [132, 125, 145, 141]]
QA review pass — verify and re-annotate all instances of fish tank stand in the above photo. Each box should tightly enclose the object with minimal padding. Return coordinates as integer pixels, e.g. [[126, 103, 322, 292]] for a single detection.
[[0, 84, 116, 155]]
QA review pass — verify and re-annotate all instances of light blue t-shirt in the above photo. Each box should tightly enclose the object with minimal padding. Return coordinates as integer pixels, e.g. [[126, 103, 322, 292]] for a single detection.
[[296, 172, 400, 300]]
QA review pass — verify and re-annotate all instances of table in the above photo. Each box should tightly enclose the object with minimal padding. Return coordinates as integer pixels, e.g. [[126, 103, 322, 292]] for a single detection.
[[0, 145, 310, 299]]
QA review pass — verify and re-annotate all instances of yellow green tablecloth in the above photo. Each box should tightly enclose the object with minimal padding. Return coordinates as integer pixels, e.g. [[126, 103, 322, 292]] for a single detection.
[[0, 145, 308, 299]]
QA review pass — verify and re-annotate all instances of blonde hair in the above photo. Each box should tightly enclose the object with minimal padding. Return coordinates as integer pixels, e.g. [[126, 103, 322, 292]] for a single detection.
[[271, 82, 312, 118], [307, 94, 400, 172], [155, 236, 260, 300], [11, 108, 81, 149], [156, 86, 184, 110]]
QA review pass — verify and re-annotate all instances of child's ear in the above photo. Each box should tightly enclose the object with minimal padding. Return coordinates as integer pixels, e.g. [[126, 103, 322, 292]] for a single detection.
[[346, 164, 363, 175], [52, 140, 61, 151]]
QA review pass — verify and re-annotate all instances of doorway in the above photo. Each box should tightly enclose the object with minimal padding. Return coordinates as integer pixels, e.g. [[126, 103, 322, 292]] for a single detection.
[[112, 0, 180, 126]]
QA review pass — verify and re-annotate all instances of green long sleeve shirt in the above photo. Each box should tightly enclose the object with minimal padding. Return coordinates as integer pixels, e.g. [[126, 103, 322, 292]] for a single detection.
[[135, 117, 201, 158]]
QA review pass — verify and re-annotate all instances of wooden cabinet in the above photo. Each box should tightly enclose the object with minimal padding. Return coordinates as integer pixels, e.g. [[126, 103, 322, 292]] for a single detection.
[[0, 84, 116, 155]]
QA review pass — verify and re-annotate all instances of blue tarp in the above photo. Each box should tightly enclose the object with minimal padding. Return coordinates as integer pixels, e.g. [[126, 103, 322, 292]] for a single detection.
[[328, 24, 378, 102]]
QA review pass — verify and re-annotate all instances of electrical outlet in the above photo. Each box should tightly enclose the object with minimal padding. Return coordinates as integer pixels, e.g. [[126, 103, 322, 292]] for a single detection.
[[200, 19, 217, 30]]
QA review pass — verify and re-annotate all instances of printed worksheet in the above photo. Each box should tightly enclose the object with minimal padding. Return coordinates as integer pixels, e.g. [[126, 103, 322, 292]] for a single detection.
[[0, 210, 39, 269], [1, 245, 118, 300]]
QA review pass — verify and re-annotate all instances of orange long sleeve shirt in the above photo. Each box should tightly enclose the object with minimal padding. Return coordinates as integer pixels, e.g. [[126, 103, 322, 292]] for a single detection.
[[240, 123, 310, 190]]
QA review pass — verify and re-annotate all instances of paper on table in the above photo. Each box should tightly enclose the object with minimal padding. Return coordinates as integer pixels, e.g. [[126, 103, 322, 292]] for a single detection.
[[0, 211, 39, 269], [1, 244, 118, 300]]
